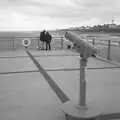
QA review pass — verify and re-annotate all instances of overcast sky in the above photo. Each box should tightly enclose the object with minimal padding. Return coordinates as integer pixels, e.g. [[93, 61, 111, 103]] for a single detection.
[[0, 0, 120, 31]]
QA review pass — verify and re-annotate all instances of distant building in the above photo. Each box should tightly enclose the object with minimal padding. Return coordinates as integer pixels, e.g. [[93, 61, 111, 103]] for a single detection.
[[80, 26, 86, 29], [85, 26, 91, 29], [108, 19, 118, 28], [108, 24, 117, 28]]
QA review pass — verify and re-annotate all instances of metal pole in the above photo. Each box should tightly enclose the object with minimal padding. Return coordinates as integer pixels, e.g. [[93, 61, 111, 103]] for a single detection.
[[107, 40, 110, 60], [61, 36, 63, 49], [92, 38, 95, 45], [12, 39, 14, 50], [37, 39, 40, 50], [79, 57, 87, 107], [119, 41, 120, 47]]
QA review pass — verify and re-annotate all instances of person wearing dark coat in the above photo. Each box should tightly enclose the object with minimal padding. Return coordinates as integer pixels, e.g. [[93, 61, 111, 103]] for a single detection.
[[45, 31, 52, 51], [40, 30, 46, 50]]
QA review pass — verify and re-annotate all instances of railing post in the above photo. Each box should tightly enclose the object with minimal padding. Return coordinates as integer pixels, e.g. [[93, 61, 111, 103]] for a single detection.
[[79, 57, 87, 107], [107, 40, 111, 60], [119, 41, 120, 47], [92, 38, 95, 45], [61, 36, 64, 49], [12, 39, 15, 50], [37, 38, 40, 50]]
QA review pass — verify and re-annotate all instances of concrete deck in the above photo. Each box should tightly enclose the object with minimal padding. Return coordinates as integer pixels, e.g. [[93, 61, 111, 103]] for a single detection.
[[0, 50, 120, 120]]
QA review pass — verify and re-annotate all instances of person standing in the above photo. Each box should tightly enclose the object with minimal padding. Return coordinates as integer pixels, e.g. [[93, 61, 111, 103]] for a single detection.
[[45, 31, 52, 51], [40, 30, 46, 50]]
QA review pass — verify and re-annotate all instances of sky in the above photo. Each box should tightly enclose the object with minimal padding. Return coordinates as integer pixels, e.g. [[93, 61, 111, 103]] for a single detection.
[[0, 0, 120, 31]]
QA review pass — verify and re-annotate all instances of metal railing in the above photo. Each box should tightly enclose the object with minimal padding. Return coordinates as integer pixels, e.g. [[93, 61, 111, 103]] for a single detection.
[[0, 36, 65, 51], [0, 34, 120, 64], [88, 38, 120, 63]]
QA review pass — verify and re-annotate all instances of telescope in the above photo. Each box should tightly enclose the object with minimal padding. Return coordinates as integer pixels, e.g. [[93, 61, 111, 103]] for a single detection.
[[65, 32, 98, 58]]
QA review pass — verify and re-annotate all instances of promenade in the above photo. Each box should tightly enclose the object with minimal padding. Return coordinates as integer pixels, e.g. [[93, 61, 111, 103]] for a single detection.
[[0, 50, 120, 120]]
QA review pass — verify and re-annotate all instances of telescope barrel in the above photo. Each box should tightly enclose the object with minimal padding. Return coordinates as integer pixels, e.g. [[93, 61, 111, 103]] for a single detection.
[[65, 32, 98, 58], [65, 32, 87, 47]]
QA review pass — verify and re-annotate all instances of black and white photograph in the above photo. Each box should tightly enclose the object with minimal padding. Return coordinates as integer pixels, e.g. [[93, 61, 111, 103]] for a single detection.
[[0, 0, 120, 120]]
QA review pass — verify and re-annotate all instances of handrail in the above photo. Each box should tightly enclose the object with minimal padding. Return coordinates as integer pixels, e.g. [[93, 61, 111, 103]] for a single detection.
[[15, 36, 63, 39]]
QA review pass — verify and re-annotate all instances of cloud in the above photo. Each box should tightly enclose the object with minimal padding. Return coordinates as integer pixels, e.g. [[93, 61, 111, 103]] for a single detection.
[[0, 0, 120, 30]]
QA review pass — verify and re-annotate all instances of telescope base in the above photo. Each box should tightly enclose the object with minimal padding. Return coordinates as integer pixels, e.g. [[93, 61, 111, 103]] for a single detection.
[[62, 101, 102, 120]]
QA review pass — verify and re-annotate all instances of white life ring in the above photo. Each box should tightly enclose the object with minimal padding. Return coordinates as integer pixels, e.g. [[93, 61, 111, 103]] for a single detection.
[[22, 39, 31, 47]]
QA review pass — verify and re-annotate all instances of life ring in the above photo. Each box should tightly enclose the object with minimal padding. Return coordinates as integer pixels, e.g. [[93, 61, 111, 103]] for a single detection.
[[22, 39, 31, 47]]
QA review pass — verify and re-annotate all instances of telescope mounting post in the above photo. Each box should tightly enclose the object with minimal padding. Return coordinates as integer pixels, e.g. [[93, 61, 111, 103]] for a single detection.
[[78, 45, 88, 108], [79, 56, 88, 108]]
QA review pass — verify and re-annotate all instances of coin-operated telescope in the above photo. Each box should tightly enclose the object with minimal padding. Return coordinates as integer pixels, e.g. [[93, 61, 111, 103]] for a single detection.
[[64, 31, 100, 109], [62, 32, 101, 120], [65, 32, 98, 59]]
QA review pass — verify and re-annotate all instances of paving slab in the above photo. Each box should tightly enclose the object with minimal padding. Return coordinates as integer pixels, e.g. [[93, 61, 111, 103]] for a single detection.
[[0, 50, 27, 58], [30, 50, 116, 70], [0, 50, 120, 120], [30, 50, 120, 115], [29, 49, 79, 56], [0, 73, 64, 120], [47, 69, 120, 115], [0, 57, 37, 73]]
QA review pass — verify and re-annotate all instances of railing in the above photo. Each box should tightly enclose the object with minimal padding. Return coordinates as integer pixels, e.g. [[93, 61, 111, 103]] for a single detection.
[[0, 35, 120, 64], [0, 36, 65, 51], [88, 38, 120, 63]]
